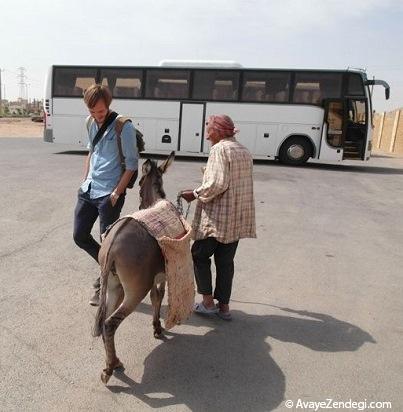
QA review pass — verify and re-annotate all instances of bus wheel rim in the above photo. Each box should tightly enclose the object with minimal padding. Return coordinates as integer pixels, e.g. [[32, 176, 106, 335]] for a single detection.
[[287, 144, 304, 160]]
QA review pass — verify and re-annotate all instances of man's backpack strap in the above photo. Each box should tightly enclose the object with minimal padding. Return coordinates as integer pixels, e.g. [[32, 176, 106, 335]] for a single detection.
[[86, 112, 118, 152]]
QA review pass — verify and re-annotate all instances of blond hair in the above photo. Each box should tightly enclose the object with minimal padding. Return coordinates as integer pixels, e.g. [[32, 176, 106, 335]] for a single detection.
[[83, 84, 112, 108]]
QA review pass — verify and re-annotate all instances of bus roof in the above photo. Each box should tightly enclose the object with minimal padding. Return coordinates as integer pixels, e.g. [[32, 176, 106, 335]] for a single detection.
[[158, 60, 243, 68]]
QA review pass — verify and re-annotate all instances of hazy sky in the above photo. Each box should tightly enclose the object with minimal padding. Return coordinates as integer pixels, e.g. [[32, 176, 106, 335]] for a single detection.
[[1, 0, 402, 111]]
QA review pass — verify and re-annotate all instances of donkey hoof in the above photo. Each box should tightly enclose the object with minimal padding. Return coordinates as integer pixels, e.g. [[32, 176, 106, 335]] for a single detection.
[[153, 329, 164, 339], [101, 371, 111, 384], [114, 360, 124, 370]]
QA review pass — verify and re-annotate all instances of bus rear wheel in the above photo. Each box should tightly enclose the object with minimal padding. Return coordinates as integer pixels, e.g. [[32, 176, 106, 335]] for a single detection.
[[279, 137, 312, 165]]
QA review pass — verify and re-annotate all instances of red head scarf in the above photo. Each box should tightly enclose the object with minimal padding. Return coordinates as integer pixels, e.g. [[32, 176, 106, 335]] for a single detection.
[[208, 114, 238, 138]]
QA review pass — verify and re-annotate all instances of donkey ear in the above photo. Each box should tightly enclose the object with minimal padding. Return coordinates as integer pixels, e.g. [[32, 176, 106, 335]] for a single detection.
[[142, 159, 153, 176], [158, 151, 175, 174]]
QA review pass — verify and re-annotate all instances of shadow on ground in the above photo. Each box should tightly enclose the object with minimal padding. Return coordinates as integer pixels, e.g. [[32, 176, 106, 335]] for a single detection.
[[104, 304, 374, 412], [294, 162, 403, 175]]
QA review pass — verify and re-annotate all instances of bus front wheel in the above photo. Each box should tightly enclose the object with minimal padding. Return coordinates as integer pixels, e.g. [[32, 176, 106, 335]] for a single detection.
[[279, 137, 312, 165]]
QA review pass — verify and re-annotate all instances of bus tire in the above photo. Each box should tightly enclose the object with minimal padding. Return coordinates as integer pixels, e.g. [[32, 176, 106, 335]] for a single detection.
[[279, 136, 312, 165]]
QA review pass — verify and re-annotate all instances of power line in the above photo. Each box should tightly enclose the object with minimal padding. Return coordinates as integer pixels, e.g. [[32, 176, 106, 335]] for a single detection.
[[4, 69, 19, 77]]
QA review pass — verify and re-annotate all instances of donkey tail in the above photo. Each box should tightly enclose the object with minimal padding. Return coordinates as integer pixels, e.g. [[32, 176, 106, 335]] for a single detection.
[[92, 218, 132, 338], [92, 258, 112, 337]]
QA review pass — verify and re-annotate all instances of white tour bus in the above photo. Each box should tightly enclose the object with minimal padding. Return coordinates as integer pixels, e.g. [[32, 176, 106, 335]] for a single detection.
[[43, 61, 389, 164]]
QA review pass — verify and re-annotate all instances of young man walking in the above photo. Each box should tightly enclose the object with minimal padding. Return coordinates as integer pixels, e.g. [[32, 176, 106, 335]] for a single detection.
[[73, 84, 138, 305]]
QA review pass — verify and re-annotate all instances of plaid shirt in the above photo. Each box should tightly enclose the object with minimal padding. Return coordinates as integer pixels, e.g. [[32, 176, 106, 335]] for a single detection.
[[192, 137, 256, 243]]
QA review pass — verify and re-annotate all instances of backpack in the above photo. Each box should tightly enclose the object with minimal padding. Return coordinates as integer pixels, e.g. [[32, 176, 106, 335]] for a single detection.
[[115, 116, 145, 188], [86, 114, 145, 189]]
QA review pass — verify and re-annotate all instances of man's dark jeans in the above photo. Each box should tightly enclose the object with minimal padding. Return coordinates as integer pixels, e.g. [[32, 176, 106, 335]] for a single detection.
[[73, 189, 125, 263], [191, 237, 239, 305]]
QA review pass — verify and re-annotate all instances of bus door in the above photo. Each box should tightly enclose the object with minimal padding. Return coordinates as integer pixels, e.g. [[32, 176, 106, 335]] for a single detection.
[[178, 103, 205, 153], [319, 99, 345, 161], [344, 98, 367, 160]]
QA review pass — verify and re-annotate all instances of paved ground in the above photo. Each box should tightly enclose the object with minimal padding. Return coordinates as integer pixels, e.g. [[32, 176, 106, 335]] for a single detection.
[[0, 138, 402, 412]]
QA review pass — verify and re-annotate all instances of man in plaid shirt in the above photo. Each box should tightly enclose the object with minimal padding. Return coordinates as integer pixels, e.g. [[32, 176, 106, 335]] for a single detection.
[[181, 114, 256, 320]]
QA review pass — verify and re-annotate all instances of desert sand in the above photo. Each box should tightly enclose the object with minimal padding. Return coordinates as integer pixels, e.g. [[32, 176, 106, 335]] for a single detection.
[[0, 117, 43, 138]]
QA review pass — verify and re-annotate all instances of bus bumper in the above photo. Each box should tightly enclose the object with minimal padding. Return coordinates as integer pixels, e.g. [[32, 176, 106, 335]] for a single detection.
[[43, 129, 54, 142]]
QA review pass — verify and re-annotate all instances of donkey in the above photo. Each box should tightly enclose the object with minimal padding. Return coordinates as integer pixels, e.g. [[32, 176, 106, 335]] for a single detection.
[[93, 151, 175, 384]]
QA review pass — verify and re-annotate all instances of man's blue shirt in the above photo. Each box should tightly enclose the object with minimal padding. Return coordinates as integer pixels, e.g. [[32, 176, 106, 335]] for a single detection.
[[81, 117, 138, 199]]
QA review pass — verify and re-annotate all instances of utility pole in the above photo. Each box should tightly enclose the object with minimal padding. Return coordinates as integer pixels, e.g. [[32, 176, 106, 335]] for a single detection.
[[25, 83, 30, 103], [17, 67, 27, 100]]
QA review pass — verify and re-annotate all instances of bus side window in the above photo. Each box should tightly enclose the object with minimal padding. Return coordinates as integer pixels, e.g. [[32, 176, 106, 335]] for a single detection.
[[212, 85, 237, 100], [293, 90, 309, 103], [312, 90, 322, 104], [242, 87, 253, 100], [274, 90, 287, 102], [212, 88, 220, 100], [154, 87, 162, 98], [53, 68, 97, 97], [212, 87, 227, 100], [113, 87, 123, 97], [56, 85, 69, 95], [73, 87, 83, 96], [255, 89, 265, 101], [113, 87, 138, 98]]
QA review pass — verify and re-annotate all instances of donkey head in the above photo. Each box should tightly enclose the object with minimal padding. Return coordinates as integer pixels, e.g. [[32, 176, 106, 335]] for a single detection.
[[139, 151, 175, 209]]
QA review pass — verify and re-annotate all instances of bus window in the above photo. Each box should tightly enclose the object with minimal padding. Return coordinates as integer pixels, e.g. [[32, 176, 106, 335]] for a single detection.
[[53, 67, 97, 97], [347, 73, 365, 96], [145, 70, 190, 99], [348, 100, 366, 124], [293, 72, 342, 105], [100, 68, 143, 98], [192, 70, 239, 101], [241, 71, 290, 102]]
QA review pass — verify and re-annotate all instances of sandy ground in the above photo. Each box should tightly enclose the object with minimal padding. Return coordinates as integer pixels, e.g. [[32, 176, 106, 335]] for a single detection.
[[0, 117, 43, 138]]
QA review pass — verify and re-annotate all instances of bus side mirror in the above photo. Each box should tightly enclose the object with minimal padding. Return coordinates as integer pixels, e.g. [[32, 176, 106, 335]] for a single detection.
[[365, 79, 390, 100]]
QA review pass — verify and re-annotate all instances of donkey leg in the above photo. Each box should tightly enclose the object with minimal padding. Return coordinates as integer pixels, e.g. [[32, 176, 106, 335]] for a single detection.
[[101, 301, 133, 384], [101, 286, 151, 384], [150, 281, 166, 338], [99, 273, 123, 346], [156, 282, 166, 334], [105, 274, 124, 319]]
